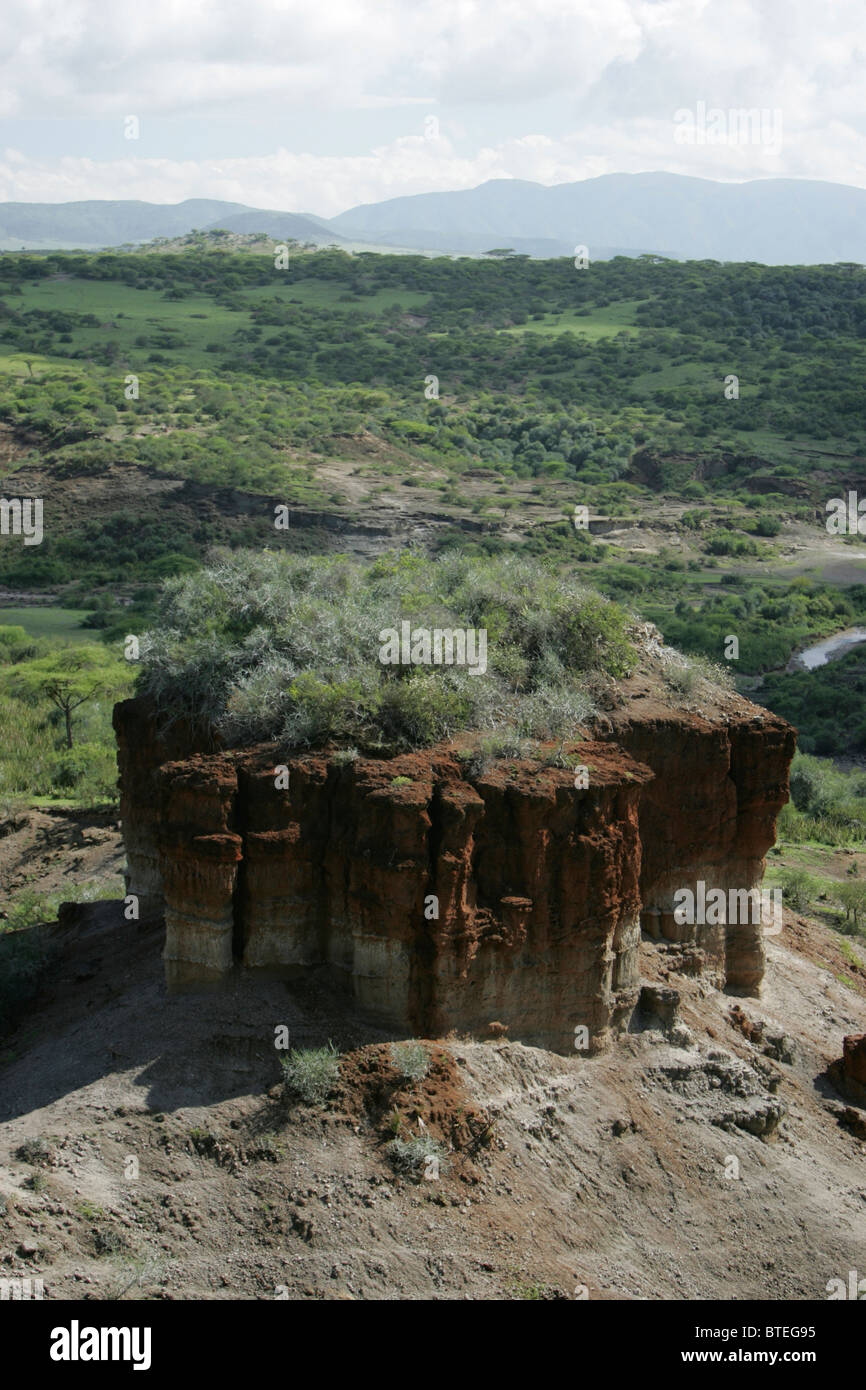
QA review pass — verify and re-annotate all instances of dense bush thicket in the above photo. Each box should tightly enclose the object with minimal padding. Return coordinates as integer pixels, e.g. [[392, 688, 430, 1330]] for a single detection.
[[2, 248, 865, 531], [0, 626, 132, 803], [778, 752, 866, 844], [653, 582, 866, 675], [758, 647, 866, 754], [137, 549, 635, 748]]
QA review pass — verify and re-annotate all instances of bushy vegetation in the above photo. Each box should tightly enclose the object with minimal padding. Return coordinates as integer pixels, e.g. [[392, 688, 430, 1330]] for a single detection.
[[652, 582, 866, 677], [0, 628, 133, 804], [0, 926, 57, 1032], [766, 858, 866, 938], [14, 1136, 55, 1166], [835, 878, 866, 930], [279, 1044, 341, 1105], [389, 1041, 431, 1081], [136, 549, 633, 749], [662, 651, 735, 698], [1, 250, 864, 459], [1, 247, 865, 597], [758, 647, 866, 755], [3, 877, 123, 931], [776, 866, 820, 910], [779, 753, 866, 844], [385, 1133, 448, 1180]]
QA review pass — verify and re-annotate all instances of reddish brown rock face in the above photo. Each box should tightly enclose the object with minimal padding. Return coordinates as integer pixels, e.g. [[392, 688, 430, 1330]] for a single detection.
[[159, 755, 243, 988], [843, 1034, 866, 1083], [602, 699, 796, 994], [828, 1033, 866, 1107], [842, 1034, 866, 1090], [113, 699, 215, 919], [113, 692, 795, 1054]]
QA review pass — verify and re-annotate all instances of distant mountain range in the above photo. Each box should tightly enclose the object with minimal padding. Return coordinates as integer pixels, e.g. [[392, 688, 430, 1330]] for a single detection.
[[1, 173, 864, 264], [0, 198, 338, 253]]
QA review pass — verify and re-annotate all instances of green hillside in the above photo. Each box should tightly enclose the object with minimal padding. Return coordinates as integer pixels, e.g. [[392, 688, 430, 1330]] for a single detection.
[[0, 241, 863, 758]]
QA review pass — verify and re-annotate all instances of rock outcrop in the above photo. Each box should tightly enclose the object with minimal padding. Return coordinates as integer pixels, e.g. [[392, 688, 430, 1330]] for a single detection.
[[830, 1032, 866, 1106], [113, 700, 213, 920], [114, 688, 795, 1054], [603, 696, 795, 993]]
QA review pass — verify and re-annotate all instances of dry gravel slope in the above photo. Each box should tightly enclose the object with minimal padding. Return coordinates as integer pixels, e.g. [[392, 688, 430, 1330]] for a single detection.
[[0, 894, 864, 1301]]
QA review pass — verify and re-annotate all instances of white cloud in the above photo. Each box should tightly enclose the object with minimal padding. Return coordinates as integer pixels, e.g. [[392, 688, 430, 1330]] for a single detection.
[[0, 0, 642, 117], [2, 115, 863, 219], [0, 0, 861, 206]]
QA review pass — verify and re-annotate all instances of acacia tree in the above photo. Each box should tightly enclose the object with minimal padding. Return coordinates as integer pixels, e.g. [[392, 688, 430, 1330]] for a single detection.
[[837, 879, 866, 931], [10, 646, 130, 749]]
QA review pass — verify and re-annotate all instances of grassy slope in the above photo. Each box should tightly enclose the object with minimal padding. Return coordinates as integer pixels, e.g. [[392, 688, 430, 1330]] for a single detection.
[[0, 608, 90, 638]]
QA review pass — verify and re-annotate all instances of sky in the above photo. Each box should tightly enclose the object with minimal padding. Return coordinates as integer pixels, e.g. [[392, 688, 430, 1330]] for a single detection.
[[0, 0, 863, 215]]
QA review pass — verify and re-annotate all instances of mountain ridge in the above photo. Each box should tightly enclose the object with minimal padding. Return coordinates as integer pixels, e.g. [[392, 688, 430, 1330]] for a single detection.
[[0, 172, 863, 263]]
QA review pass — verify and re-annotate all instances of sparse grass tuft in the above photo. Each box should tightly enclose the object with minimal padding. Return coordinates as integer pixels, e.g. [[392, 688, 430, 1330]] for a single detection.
[[15, 1136, 54, 1166], [104, 1253, 168, 1301], [280, 1043, 341, 1105], [663, 653, 733, 699], [92, 1227, 126, 1257], [385, 1133, 448, 1181], [389, 1040, 431, 1081]]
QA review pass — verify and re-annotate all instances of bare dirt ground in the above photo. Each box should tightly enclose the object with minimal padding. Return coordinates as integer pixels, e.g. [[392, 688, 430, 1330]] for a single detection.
[[0, 808, 124, 911], [0, 861, 864, 1301]]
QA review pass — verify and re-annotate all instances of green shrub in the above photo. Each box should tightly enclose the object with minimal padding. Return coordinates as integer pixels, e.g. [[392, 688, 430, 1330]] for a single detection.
[[137, 550, 630, 750], [704, 533, 758, 557], [778, 868, 817, 910], [15, 1136, 54, 1166], [389, 1041, 431, 1081], [0, 927, 56, 1032], [789, 755, 833, 815], [834, 879, 866, 929], [280, 1043, 340, 1105], [385, 1134, 448, 1181], [0, 693, 55, 795], [751, 517, 781, 537], [51, 740, 119, 802], [782, 755, 866, 844], [0, 625, 38, 663]]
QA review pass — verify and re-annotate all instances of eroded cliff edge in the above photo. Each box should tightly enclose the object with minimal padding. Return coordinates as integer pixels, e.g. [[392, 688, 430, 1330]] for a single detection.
[[113, 679, 795, 1054]]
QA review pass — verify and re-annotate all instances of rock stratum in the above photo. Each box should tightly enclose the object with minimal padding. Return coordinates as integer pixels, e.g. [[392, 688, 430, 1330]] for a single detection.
[[113, 678, 795, 1055]]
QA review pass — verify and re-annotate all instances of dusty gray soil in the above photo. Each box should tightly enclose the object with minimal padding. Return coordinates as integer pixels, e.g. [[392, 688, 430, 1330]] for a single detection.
[[0, 885, 863, 1302], [0, 808, 124, 909]]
